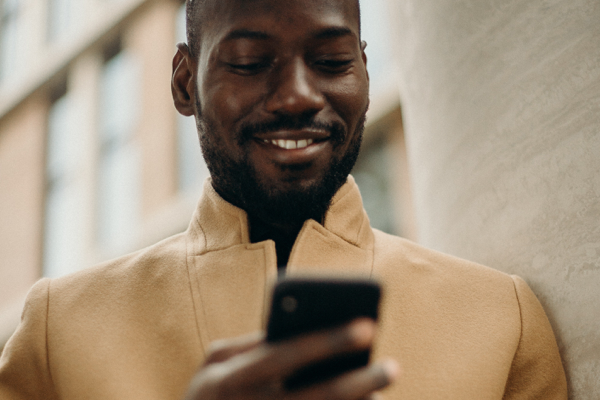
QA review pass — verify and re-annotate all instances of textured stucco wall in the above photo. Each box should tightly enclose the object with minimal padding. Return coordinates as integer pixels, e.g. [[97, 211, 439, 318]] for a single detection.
[[393, 0, 600, 398]]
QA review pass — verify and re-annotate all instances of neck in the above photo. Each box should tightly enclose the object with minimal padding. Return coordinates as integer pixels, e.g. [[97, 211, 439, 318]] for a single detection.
[[211, 182, 328, 266], [248, 214, 319, 269]]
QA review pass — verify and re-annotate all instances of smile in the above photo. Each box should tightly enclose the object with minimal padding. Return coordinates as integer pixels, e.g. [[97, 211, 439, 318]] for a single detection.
[[262, 138, 315, 150]]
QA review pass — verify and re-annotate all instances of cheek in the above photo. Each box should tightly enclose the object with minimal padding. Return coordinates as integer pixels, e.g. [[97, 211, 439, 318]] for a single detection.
[[202, 78, 264, 131], [324, 76, 369, 126], [224, 95, 244, 117], [202, 81, 237, 123]]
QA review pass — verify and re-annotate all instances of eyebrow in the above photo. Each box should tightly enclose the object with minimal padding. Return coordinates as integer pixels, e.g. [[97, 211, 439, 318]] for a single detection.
[[223, 29, 271, 42], [221, 26, 355, 43], [313, 27, 355, 40]]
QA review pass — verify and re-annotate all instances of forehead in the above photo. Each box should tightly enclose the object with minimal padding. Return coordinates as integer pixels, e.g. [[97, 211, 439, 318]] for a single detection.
[[198, 0, 360, 47]]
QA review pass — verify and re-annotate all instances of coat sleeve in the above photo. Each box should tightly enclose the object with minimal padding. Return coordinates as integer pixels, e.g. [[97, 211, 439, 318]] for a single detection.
[[503, 275, 568, 399], [0, 278, 59, 400]]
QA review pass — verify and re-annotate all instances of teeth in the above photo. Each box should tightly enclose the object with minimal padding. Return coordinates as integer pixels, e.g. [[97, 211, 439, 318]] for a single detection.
[[267, 138, 315, 149]]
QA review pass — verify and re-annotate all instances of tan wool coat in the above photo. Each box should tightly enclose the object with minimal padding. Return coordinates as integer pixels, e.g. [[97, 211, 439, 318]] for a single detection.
[[0, 177, 567, 399]]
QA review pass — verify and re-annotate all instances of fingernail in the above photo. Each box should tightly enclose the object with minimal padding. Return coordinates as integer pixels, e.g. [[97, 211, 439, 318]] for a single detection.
[[350, 319, 375, 345], [382, 359, 400, 381]]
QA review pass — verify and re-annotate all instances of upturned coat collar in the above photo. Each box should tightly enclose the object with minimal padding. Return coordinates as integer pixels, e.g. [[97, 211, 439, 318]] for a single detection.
[[184, 176, 375, 349]]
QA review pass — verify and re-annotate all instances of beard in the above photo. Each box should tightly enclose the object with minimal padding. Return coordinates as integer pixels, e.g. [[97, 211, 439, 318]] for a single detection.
[[197, 106, 367, 229]]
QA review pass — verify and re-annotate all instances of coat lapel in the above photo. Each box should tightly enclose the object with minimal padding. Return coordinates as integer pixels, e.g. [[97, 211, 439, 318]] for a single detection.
[[185, 182, 278, 351], [288, 176, 374, 277], [189, 243, 277, 351], [287, 220, 373, 277]]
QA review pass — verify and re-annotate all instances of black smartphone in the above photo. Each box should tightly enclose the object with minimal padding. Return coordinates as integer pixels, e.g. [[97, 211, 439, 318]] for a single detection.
[[266, 277, 381, 390]]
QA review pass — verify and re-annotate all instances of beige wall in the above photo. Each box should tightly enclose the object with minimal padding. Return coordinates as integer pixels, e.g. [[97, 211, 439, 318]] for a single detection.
[[0, 94, 48, 348], [394, 0, 600, 398], [0, 94, 47, 305], [129, 0, 179, 218]]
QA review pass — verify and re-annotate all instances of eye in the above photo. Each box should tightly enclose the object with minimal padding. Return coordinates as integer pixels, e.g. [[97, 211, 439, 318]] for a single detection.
[[314, 58, 353, 73], [227, 61, 271, 75]]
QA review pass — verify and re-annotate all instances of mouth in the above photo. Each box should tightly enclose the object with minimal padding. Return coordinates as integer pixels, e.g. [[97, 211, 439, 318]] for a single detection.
[[260, 138, 315, 150], [254, 128, 330, 151], [252, 129, 332, 167]]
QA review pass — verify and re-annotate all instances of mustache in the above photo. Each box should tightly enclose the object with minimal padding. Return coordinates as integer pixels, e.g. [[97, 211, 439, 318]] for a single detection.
[[237, 115, 347, 146]]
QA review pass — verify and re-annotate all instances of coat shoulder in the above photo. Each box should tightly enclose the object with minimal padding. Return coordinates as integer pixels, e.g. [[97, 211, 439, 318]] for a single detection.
[[50, 232, 189, 299], [371, 229, 514, 290], [370, 229, 522, 342], [44, 231, 194, 330], [370, 230, 567, 399]]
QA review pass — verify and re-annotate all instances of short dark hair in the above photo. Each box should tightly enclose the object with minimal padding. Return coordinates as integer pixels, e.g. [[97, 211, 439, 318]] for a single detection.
[[185, 0, 204, 58], [185, 0, 361, 59]]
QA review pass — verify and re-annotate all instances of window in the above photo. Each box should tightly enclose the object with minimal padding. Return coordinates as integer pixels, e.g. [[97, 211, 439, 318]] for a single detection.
[[177, 113, 209, 193], [360, 0, 397, 99], [352, 134, 400, 236], [97, 46, 142, 253], [47, 0, 72, 43], [43, 83, 87, 278], [0, 0, 20, 83], [176, 3, 209, 194]]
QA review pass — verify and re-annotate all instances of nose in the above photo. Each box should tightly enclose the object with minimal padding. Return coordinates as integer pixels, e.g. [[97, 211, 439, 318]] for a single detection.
[[264, 58, 326, 116]]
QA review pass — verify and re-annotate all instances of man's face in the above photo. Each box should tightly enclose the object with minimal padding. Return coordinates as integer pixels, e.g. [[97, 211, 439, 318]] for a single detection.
[[191, 0, 369, 226]]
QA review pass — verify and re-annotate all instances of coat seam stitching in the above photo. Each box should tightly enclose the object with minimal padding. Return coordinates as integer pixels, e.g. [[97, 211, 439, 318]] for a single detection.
[[511, 275, 525, 357], [185, 227, 206, 355], [503, 275, 524, 398], [44, 278, 57, 398]]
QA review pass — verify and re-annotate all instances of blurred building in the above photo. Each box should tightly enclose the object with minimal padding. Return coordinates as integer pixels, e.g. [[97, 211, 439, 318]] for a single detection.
[[0, 0, 414, 350]]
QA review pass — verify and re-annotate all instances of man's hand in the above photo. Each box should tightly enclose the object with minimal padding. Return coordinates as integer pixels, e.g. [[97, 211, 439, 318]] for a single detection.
[[184, 318, 399, 400]]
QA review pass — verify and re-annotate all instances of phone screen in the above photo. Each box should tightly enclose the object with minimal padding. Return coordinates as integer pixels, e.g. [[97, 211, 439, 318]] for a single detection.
[[266, 277, 381, 390]]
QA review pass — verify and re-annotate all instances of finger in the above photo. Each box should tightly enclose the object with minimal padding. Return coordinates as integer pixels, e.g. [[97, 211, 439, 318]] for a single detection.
[[235, 318, 376, 384], [289, 359, 400, 400], [362, 392, 384, 400], [204, 331, 265, 364], [185, 335, 268, 400]]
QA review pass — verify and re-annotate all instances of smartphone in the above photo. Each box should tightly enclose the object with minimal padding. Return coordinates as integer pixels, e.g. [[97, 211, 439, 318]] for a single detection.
[[266, 277, 381, 390]]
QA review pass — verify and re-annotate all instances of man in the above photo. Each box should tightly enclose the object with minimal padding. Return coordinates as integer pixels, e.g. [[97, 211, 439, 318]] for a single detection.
[[0, 0, 567, 399]]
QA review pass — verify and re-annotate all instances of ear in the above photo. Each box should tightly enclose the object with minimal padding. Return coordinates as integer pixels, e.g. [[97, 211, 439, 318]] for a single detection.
[[172, 43, 196, 117], [360, 40, 369, 82]]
